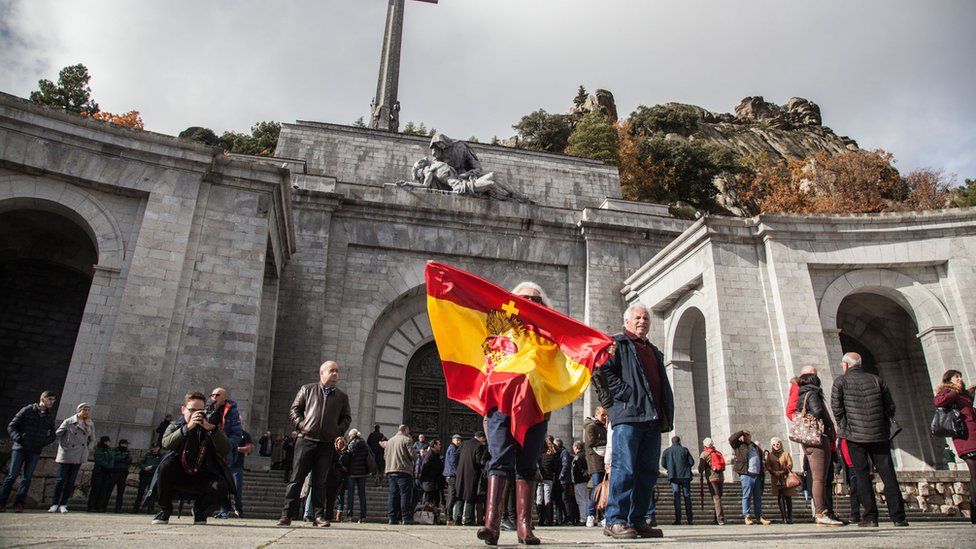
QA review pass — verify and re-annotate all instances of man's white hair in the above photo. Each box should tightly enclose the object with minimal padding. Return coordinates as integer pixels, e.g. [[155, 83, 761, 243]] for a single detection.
[[842, 353, 862, 368], [511, 281, 553, 308], [623, 302, 649, 323]]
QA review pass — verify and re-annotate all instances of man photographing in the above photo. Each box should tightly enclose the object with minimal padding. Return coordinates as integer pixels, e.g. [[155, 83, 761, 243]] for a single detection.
[[148, 391, 235, 525]]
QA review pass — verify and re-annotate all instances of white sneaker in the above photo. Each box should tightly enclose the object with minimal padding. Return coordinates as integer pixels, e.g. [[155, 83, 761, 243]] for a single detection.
[[48, 505, 59, 513], [58, 506, 68, 513], [815, 512, 844, 526], [585, 515, 595, 527], [599, 518, 605, 527]]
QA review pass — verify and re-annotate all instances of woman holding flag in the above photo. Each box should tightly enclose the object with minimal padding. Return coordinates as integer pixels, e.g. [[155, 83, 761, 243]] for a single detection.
[[425, 263, 613, 546], [479, 282, 552, 545]]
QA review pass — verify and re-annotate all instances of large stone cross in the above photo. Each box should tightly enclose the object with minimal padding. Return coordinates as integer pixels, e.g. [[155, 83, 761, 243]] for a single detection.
[[369, 0, 438, 132]]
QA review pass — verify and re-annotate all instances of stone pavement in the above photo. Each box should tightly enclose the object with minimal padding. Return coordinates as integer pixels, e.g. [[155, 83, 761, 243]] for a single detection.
[[0, 512, 973, 548]]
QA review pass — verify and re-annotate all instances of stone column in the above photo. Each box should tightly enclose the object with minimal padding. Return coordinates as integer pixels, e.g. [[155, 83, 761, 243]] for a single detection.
[[668, 359, 699, 455]]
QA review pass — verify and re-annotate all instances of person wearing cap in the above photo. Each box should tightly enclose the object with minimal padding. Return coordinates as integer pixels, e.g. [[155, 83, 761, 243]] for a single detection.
[[109, 438, 133, 513], [49, 402, 95, 513], [88, 435, 114, 512], [443, 434, 462, 524], [1, 390, 58, 513]]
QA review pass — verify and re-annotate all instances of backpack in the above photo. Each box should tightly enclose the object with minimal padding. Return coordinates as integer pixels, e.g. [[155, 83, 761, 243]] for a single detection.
[[709, 449, 726, 472]]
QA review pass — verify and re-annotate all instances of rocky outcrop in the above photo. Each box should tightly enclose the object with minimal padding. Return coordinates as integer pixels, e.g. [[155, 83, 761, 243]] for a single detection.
[[574, 89, 618, 122]]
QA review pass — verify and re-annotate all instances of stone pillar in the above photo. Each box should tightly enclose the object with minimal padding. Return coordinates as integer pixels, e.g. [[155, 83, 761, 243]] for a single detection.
[[668, 360, 699, 455]]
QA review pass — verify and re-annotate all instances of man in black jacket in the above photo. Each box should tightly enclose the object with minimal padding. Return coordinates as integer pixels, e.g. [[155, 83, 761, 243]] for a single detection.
[[831, 352, 907, 527], [601, 304, 674, 540], [1, 390, 57, 512], [149, 391, 235, 526], [661, 436, 694, 525], [277, 360, 352, 527]]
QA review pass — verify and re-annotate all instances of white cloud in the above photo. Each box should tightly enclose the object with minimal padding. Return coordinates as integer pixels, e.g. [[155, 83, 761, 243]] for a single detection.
[[2, 0, 973, 177]]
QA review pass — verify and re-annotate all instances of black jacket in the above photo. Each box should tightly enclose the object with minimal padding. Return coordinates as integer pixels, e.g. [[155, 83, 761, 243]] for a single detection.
[[831, 366, 896, 443], [538, 451, 557, 481], [420, 450, 444, 486], [342, 436, 371, 477], [600, 334, 674, 428], [7, 403, 56, 453], [797, 384, 835, 439], [661, 443, 694, 481]]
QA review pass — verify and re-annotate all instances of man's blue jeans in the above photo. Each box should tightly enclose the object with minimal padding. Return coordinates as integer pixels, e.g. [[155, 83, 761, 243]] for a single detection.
[[588, 472, 604, 517], [740, 474, 762, 518], [387, 473, 413, 522], [671, 479, 692, 521], [232, 467, 244, 513], [606, 422, 661, 526], [0, 449, 40, 506]]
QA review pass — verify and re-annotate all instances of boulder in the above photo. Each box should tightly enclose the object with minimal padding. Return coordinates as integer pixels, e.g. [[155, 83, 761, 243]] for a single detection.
[[918, 481, 931, 496]]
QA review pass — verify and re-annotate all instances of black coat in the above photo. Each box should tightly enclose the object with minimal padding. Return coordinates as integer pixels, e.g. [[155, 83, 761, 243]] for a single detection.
[[600, 334, 674, 429], [8, 404, 56, 453], [831, 366, 896, 443], [797, 384, 835, 439], [342, 436, 370, 477], [420, 450, 444, 487], [455, 438, 486, 502], [538, 451, 557, 481]]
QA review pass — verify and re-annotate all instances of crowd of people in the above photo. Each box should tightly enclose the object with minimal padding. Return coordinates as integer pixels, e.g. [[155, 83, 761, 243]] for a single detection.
[[2, 279, 976, 545]]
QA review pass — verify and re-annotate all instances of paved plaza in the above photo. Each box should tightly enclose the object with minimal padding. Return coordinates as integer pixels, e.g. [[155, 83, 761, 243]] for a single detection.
[[0, 513, 973, 548]]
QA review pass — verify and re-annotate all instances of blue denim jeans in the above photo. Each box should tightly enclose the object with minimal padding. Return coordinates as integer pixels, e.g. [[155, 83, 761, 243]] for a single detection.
[[740, 474, 762, 518], [485, 408, 548, 480], [671, 479, 692, 521], [346, 476, 367, 519], [606, 422, 661, 526], [232, 467, 244, 513], [387, 473, 413, 522], [588, 472, 604, 517], [51, 462, 81, 506], [0, 449, 40, 506]]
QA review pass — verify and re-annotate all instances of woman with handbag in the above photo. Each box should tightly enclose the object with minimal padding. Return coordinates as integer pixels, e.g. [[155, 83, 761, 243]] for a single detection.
[[933, 369, 976, 524], [795, 373, 845, 527], [764, 438, 797, 524]]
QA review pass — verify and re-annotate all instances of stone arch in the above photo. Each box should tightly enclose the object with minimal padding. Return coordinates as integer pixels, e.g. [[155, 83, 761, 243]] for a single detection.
[[818, 268, 952, 334], [0, 176, 126, 271], [665, 292, 712, 457], [357, 284, 434, 433]]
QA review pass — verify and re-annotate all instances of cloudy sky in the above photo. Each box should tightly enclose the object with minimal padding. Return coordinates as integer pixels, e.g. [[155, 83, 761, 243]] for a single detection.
[[2, 0, 973, 178]]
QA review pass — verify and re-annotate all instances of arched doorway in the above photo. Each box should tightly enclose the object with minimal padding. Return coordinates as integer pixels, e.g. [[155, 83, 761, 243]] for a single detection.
[[669, 306, 710, 457], [837, 292, 939, 469], [403, 342, 482, 444], [0, 209, 97, 426]]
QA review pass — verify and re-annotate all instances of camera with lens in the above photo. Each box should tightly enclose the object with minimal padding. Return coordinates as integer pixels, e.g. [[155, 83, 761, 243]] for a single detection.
[[204, 403, 222, 426]]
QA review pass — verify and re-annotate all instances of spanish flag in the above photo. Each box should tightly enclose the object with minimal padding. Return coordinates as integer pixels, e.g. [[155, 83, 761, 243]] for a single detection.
[[425, 262, 613, 444]]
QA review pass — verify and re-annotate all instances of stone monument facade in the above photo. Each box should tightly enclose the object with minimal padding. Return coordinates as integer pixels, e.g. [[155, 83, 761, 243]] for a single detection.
[[2, 91, 975, 479]]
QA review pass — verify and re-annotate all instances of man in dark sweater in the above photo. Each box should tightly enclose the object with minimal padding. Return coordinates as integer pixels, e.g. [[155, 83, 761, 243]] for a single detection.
[[133, 444, 162, 513], [661, 436, 695, 525], [831, 352, 907, 527], [1, 390, 57, 512], [109, 439, 132, 513]]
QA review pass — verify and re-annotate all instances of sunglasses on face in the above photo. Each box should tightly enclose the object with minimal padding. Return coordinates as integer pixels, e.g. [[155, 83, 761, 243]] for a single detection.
[[519, 294, 543, 304]]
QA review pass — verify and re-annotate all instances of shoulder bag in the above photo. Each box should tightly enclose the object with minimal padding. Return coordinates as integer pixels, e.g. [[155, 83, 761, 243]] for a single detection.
[[788, 393, 824, 447]]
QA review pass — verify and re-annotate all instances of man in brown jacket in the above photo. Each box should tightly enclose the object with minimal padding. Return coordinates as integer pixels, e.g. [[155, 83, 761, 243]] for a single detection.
[[277, 361, 352, 527], [729, 430, 770, 525]]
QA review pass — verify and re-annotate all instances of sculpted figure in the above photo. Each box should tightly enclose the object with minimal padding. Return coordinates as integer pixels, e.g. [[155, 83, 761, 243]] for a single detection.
[[397, 133, 526, 201]]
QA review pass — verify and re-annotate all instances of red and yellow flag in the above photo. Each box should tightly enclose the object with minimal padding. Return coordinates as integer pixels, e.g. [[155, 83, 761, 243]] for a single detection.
[[425, 262, 613, 444]]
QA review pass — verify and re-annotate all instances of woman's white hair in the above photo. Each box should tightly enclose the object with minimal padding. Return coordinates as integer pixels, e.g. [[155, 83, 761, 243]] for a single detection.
[[511, 281, 553, 308], [347, 428, 360, 439]]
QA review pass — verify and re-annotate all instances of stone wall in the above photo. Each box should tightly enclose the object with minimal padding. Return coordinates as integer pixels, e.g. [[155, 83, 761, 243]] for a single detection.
[[276, 122, 621, 210]]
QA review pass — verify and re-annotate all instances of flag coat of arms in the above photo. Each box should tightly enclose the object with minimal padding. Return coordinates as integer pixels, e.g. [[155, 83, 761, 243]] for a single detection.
[[424, 262, 613, 444]]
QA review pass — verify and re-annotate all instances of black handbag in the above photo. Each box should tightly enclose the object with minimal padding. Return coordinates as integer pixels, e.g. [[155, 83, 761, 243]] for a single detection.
[[931, 407, 967, 439]]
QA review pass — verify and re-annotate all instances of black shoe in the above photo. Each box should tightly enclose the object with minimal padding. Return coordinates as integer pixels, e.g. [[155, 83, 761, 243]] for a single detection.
[[152, 510, 171, 525], [672, 519, 681, 525], [893, 520, 909, 527], [857, 520, 879, 527], [501, 518, 516, 531], [194, 518, 207, 525]]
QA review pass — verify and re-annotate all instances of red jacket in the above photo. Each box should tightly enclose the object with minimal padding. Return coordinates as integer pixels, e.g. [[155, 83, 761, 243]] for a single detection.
[[934, 385, 976, 457], [786, 382, 799, 419]]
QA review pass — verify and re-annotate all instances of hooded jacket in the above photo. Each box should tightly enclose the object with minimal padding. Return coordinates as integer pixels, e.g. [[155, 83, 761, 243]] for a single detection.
[[583, 416, 607, 475]]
